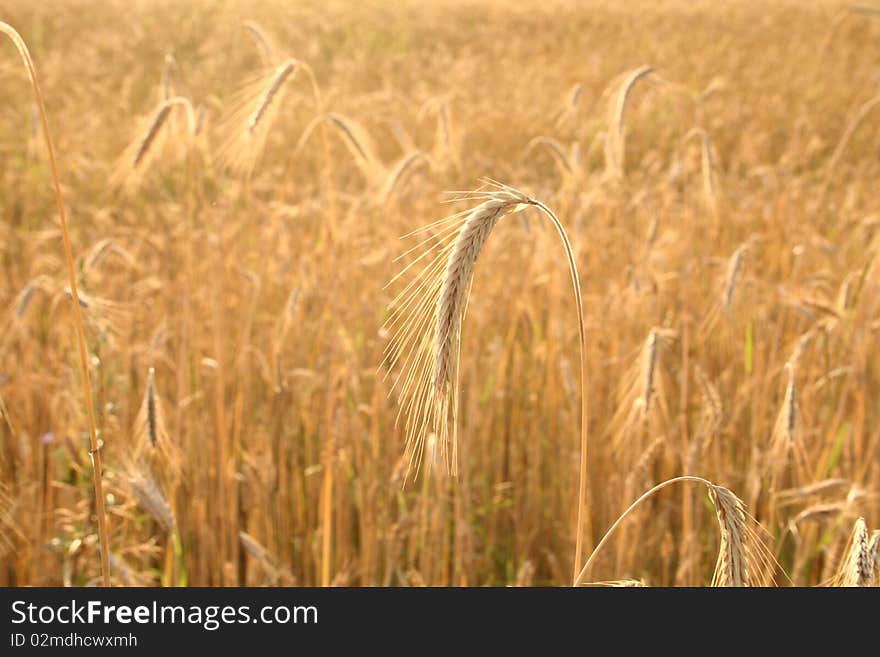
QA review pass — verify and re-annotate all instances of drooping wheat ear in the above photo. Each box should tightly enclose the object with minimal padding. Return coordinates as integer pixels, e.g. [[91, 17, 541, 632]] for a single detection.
[[1, 21, 111, 586], [378, 151, 429, 204], [129, 470, 175, 532], [385, 183, 531, 475], [682, 127, 718, 214], [523, 137, 581, 189], [295, 112, 383, 181], [247, 60, 297, 133], [609, 328, 674, 455], [239, 531, 272, 569], [722, 241, 748, 312], [11, 275, 52, 320], [606, 65, 655, 178], [524, 136, 574, 174], [132, 96, 196, 168], [218, 57, 315, 175], [833, 518, 875, 587], [299, 113, 406, 198], [770, 362, 808, 489], [384, 179, 591, 573], [700, 135, 715, 202], [819, 93, 880, 205], [133, 105, 170, 166], [574, 476, 776, 587], [778, 363, 798, 448], [242, 20, 275, 67], [554, 82, 584, 128], [820, 6, 880, 58], [239, 531, 295, 584], [775, 478, 851, 507], [791, 500, 857, 526], [133, 366, 180, 481], [709, 485, 752, 586], [640, 329, 661, 416], [835, 270, 859, 313], [326, 113, 384, 180]]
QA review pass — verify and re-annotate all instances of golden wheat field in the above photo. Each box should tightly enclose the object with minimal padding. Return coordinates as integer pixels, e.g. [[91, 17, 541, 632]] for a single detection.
[[1, 0, 880, 588]]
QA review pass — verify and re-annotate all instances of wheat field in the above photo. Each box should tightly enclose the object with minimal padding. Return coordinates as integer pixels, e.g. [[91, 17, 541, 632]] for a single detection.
[[1, 0, 879, 587]]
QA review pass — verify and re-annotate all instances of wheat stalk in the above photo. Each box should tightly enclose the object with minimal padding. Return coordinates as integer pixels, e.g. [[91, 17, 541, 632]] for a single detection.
[[0, 21, 112, 586]]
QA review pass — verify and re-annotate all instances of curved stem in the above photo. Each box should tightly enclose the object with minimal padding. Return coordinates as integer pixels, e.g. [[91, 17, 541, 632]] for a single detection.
[[532, 200, 592, 582], [1, 22, 111, 586], [573, 475, 713, 587]]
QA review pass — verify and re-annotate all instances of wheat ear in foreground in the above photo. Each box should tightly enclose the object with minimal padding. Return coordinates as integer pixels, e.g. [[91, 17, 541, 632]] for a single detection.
[[384, 180, 592, 574]]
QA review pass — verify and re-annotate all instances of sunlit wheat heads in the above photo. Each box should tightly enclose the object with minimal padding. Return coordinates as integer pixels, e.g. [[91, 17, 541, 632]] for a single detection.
[[114, 96, 196, 189], [383, 180, 586, 483]]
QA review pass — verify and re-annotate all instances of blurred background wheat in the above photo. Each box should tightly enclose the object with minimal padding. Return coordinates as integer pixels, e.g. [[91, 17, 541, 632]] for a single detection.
[[1, 0, 879, 586]]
